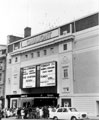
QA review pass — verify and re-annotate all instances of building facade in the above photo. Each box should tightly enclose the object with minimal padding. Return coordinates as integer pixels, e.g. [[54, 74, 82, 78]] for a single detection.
[[5, 12, 99, 115], [0, 45, 6, 109]]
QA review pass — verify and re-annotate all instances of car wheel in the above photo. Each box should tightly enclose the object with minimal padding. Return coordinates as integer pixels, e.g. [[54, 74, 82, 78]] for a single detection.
[[71, 117, 77, 120], [53, 116, 58, 120]]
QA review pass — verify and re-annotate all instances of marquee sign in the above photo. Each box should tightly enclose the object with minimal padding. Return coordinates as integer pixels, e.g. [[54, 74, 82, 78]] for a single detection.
[[22, 66, 36, 88], [21, 29, 59, 47], [40, 61, 56, 87]]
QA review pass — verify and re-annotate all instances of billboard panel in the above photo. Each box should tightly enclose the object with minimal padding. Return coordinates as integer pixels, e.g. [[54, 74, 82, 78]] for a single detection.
[[22, 66, 36, 88], [40, 61, 56, 87]]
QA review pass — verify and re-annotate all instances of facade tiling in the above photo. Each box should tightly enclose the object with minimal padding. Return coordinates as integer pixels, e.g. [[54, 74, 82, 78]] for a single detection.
[[5, 12, 99, 115], [0, 45, 6, 109]]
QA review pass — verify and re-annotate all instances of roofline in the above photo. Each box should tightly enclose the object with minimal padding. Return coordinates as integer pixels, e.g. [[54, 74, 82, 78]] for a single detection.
[[21, 11, 99, 40], [8, 11, 99, 45]]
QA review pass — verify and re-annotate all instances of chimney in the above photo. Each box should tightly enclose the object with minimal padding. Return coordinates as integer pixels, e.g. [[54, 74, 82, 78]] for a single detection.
[[24, 27, 31, 38]]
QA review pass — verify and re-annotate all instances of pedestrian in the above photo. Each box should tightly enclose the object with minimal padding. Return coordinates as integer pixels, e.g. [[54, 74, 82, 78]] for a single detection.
[[39, 107, 43, 118], [21, 108, 25, 119], [0, 109, 2, 120], [17, 107, 21, 119], [36, 107, 40, 119]]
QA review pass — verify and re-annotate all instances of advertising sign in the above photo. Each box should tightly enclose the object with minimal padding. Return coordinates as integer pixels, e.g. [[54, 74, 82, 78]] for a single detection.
[[21, 29, 59, 47], [40, 61, 56, 87], [22, 66, 36, 88]]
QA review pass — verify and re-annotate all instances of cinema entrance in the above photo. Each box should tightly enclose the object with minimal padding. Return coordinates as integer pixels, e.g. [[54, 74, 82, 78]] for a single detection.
[[33, 98, 57, 107], [21, 94, 58, 107]]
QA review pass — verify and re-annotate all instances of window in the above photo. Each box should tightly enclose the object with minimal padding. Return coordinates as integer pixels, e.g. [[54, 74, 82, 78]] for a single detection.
[[37, 51, 40, 57], [63, 87, 69, 92], [2, 49, 6, 54], [63, 44, 67, 50], [44, 50, 47, 55], [57, 108, 62, 112], [9, 59, 11, 64], [50, 47, 54, 53], [31, 53, 34, 58], [63, 66, 69, 78], [14, 42, 20, 50], [0, 73, 2, 81], [15, 57, 18, 62], [64, 69, 68, 78], [0, 87, 1, 95], [63, 108, 68, 112], [25, 54, 28, 58]]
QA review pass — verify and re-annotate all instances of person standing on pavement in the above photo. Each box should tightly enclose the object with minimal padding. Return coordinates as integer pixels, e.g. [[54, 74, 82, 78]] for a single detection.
[[21, 108, 25, 119], [0, 109, 2, 120]]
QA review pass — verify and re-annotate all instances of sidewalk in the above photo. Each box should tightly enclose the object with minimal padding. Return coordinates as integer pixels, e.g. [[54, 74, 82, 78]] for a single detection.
[[2, 116, 99, 120]]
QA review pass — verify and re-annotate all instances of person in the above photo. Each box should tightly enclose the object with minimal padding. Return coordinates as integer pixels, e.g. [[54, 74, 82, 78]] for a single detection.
[[17, 107, 21, 119], [39, 107, 43, 118], [36, 107, 40, 119], [0, 109, 2, 120], [21, 108, 25, 119]]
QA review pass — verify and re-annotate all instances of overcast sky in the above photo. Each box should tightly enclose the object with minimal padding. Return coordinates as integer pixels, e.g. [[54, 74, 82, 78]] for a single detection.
[[0, 0, 99, 45]]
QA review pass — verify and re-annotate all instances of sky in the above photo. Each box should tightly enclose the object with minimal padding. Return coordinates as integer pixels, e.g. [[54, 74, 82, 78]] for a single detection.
[[0, 0, 99, 45]]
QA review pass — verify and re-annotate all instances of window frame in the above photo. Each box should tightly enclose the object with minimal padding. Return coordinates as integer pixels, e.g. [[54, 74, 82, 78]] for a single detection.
[[63, 43, 68, 51], [31, 53, 34, 58], [44, 49, 47, 55], [25, 54, 28, 58], [0, 73, 2, 82], [9, 59, 12, 64], [15, 57, 18, 62], [62, 66, 69, 79], [57, 108, 62, 112], [37, 51, 40, 57]]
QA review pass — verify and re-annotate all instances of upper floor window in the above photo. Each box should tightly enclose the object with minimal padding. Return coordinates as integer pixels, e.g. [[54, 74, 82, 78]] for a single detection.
[[63, 44, 67, 50], [31, 53, 34, 58], [2, 49, 6, 54], [44, 50, 47, 55], [63, 66, 69, 79], [25, 54, 28, 58], [0, 73, 2, 81], [37, 51, 40, 57], [15, 57, 18, 62], [9, 59, 12, 64], [50, 47, 54, 53]]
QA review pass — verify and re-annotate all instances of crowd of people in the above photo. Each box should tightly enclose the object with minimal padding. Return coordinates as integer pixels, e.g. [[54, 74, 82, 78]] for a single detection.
[[0, 105, 57, 119]]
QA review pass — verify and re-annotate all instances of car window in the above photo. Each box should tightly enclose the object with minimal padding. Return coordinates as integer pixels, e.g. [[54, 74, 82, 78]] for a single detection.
[[57, 108, 62, 112], [52, 108, 56, 112], [69, 108, 77, 112], [63, 108, 68, 112]]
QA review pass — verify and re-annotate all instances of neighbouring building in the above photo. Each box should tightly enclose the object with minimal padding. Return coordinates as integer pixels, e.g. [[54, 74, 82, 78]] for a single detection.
[[5, 12, 99, 115], [0, 45, 6, 108]]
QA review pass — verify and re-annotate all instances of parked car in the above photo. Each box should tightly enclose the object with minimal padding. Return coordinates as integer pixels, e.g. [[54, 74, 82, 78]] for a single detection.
[[49, 107, 88, 120]]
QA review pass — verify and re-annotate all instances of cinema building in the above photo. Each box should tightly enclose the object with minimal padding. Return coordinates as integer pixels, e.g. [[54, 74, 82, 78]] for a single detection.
[[5, 12, 99, 115]]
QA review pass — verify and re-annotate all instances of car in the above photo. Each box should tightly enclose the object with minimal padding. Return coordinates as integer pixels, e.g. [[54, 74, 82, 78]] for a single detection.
[[49, 107, 88, 120]]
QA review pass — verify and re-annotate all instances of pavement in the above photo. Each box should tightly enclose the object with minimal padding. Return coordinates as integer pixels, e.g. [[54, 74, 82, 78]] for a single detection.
[[2, 118, 50, 120]]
